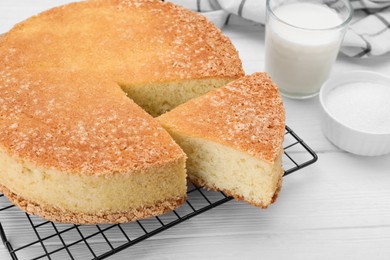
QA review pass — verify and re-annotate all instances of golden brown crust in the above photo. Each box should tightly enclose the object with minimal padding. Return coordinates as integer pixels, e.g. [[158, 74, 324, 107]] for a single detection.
[[189, 172, 283, 208], [0, 70, 185, 175], [0, 0, 243, 175], [0, 0, 244, 82], [0, 184, 186, 224], [158, 73, 286, 163]]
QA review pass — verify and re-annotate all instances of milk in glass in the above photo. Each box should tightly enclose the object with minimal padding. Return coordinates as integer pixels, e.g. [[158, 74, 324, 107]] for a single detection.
[[265, 2, 348, 99]]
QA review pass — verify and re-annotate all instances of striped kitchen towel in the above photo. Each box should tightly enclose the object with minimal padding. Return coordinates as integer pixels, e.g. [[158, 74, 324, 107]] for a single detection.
[[169, 0, 390, 58]]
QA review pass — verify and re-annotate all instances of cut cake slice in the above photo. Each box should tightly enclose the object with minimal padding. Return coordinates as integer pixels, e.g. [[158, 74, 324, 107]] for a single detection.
[[158, 73, 285, 207]]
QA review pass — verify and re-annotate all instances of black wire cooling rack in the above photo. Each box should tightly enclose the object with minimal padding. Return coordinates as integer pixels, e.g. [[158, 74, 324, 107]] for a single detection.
[[0, 126, 317, 260]]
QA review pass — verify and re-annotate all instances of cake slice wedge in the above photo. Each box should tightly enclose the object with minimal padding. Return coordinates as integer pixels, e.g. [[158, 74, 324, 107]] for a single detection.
[[157, 73, 285, 207]]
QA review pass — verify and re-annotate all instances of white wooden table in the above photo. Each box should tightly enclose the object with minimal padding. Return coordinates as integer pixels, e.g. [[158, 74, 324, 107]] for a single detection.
[[1, 1, 390, 259]]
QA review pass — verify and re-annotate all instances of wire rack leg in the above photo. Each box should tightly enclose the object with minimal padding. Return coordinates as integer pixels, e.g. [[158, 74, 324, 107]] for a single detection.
[[0, 222, 7, 245], [0, 222, 18, 260]]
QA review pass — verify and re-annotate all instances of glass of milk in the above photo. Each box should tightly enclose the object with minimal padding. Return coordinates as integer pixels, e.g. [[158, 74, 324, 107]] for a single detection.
[[265, 0, 352, 99]]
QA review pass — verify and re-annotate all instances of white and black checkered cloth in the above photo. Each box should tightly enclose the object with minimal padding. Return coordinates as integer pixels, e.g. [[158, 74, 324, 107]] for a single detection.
[[170, 0, 390, 58]]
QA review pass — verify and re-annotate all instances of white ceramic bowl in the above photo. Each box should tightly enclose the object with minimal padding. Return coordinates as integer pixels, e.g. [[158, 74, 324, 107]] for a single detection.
[[319, 71, 390, 156]]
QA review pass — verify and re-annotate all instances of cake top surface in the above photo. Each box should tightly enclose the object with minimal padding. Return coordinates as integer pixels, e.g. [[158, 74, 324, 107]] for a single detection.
[[0, 69, 185, 175], [0, 0, 243, 83], [0, 0, 245, 174], [158, 73, 285, 163]]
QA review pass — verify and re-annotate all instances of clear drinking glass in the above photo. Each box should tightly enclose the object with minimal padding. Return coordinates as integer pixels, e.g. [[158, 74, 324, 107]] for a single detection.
[[265, 0, 353, 99]]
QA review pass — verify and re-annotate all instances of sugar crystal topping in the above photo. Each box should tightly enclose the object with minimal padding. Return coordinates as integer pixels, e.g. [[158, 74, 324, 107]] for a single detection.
[[159, 73, 285, 162], [0, 0, 244, 174], [0, 70, 183, 175]]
